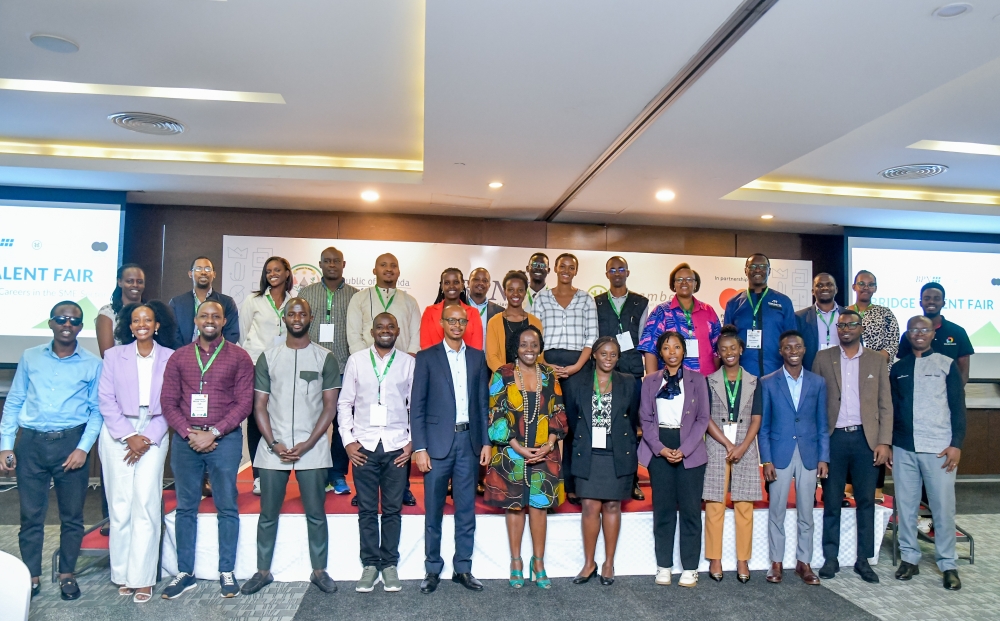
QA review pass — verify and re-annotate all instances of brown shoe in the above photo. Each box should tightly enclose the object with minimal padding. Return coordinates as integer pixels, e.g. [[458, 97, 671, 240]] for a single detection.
[[795, 561, 820, 585], [766, 562, 782, 583]]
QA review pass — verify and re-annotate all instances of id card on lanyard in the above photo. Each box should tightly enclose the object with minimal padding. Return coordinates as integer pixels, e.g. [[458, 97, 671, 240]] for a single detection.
[[192, 340, 225, 417], [592, 372, 610, 449], [723, 369, 740, 443], [369, 349, 396, 427], [746, 288, 767, 350], [319, 287, 336, 342], [608, 294, 634, 352]]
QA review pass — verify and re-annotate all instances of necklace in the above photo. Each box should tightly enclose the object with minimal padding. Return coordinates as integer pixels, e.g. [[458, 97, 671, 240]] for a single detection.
[[514, 360, 543, 428], [503, 315, 529, 339]]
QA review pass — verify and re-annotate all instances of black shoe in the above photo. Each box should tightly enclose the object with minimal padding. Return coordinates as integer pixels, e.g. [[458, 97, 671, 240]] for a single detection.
[[854, 560, 879, 583], [351, 495, 358, 507], [310, 570, 338, 593], [419, 573, 440, 594], [894, 561, 919, 581], [452, 573, 484, 591], [943, 569, 961, 591], [572, 567, 597, 584], [100, 526, 110, 536], [567, 496, 582, 506], [30, 582, 40, 599], [819, 558, 840, 579], [600, 572, 615, 586], [59, 576, 81, 601], [403, 489, 417, 506], [240, 571, 273, 595], [631, 484, 645, 501]]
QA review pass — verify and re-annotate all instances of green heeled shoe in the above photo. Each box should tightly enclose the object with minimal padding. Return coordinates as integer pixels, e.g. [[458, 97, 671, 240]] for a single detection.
[[509, 557, 525, 588], [530, 556, 552, 589]]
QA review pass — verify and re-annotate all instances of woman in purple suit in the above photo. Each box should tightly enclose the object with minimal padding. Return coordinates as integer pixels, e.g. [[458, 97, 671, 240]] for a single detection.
[[98, 301, 177, 603]]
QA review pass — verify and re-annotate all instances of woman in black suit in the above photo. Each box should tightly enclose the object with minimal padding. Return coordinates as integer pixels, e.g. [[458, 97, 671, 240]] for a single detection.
[[565, 336, 640, 586]]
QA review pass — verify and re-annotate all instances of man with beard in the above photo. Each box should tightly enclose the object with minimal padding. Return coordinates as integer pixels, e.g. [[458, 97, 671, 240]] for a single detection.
[[168, 256, 240, 346], [796, 273, 847, 371], [241, 298, 341, 595], [896, 283, 973, 384], [467, 267, 504, 350], [522, 252, 550, 315]]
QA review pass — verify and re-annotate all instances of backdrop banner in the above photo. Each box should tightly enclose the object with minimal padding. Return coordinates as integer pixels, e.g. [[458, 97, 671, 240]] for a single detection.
[[222, 236, 813, 317]]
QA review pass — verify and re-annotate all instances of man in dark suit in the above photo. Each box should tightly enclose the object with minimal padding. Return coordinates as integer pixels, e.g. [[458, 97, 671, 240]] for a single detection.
[[168, 256, 240, 346], [760, 330, 829, 586], [411, 304, 491, 594], [796, 273, 846, 371], [812, 309, 892, 583]]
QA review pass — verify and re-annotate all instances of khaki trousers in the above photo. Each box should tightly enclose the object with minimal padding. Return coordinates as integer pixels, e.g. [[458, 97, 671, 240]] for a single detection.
[[704, 460, 754, 561]]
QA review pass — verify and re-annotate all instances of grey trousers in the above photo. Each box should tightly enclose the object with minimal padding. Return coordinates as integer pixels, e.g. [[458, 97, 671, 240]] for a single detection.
[[257, 468, 329, 571], [768, 446, 818, 564], [893, 446, 958, 571]]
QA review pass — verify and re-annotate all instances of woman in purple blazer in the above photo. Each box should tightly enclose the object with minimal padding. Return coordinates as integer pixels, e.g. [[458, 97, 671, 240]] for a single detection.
[[98, 301, 176, 603], [638, 331, 710, 589]]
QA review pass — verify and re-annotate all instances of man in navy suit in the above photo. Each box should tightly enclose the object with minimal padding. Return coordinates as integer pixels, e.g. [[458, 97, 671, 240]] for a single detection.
[[168, 256, 240, 347], [795, 273, 847, 371], [411, 304, 491, 594], [760, 330, 829, 586]]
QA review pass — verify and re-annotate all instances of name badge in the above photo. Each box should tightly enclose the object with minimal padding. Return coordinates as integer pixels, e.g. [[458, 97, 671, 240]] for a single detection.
[[616, 332, 635, 352], [685, 339, 699, 358], [592, 427, 607, 449], [820, 342, 835, 350], [319, 323, 335, 342], [746, 329, 762, 349], [369, 403, 388, 427], [723, 423, 738, 444], [191, 394, 209, 418]]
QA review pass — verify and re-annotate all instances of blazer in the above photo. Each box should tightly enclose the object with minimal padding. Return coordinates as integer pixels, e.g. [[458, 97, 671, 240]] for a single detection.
[[637, 369, 710, 469], [704, 367, 762, 502], [411, 342, 490, 460], [168, 290, 240, 347], [564, 370, 640, 479], [759, 368, 830, 470], [795, 304, 848, 371], [812, 345, 892, 451], [98, 341, 174, 445]]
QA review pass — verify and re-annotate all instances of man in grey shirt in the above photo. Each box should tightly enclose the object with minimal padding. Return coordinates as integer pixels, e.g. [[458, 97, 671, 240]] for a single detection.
[[890, 315, 966, 591]]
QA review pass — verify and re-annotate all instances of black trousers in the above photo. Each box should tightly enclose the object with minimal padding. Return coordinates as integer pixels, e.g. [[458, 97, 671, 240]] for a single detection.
[[327, 422, 351, 484], [648, 428, 705, 570], [353, 441, 408, 569], [15, 425, 90, 577], [822, 428, 878, 561], [247, 415, 262, 478], [546, 348, 587, 495]]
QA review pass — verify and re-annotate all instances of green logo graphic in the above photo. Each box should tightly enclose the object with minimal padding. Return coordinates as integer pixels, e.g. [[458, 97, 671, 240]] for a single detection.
[[588, 285, 608, 297], [970, 321, 1000, 348], [32, 297, 100, 329]]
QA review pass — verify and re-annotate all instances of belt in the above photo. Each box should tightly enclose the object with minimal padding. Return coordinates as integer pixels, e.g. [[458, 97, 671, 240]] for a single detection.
[[455, 423, 470, 432], [837, 425, 861, 433], [658, 424, 681, 429], [22, 423, 86, 440]]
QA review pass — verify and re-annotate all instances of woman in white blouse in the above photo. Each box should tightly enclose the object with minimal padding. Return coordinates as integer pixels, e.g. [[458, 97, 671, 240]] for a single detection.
[[96, 263, 146, 357], [98, 301, 176, 603], [239, 256, 295, 494]]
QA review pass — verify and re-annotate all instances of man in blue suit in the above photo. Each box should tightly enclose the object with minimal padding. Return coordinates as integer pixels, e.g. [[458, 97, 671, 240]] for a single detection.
[[168, 256, 240, 347], [795, 273, 847, 371], [760, 330, 829, 586], [411, 304, 491, 594]]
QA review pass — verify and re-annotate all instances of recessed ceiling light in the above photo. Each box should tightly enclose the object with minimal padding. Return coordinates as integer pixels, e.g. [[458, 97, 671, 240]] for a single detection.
[[742, 179, 1000, 206], [488, 182, 503, 189], [909, 139, 1000, 157], [655, 189, 676, 202], [29, 34, 79, 54], [760, 214, 774, 220], [932, 3, 972, 18], [361, 190, 380, 202], [0, 78, 285, 103]]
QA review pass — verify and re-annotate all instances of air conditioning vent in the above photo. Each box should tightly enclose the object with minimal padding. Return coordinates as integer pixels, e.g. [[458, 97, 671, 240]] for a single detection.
[[878, 164, 947, 180], [108, 112, 185, 135]]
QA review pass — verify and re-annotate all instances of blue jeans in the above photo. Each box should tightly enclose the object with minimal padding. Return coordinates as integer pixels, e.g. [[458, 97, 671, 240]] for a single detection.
[[171, 429, 243, 574], [893, 446, 958, 571]]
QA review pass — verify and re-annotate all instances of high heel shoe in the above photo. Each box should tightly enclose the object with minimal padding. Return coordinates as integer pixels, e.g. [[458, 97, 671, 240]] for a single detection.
[[529, 556, 551, 589], [600, 566, 615, 586], [509, 557, 524, 588], [709, 560, 723, 582], [572, 566, 597, 584], [737, 561, 750, 583]]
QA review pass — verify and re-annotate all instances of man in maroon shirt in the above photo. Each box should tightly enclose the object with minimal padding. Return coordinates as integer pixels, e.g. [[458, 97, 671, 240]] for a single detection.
[[159, 300, 254, 599]]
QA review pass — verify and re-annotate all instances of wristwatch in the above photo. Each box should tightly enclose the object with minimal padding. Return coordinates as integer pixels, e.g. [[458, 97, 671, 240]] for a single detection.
[[266, 439, 280, 454], [209, 427, 221, 438]]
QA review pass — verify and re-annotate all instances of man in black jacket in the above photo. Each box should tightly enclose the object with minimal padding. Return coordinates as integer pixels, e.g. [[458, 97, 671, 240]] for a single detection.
[[168, 256, 240, 346]]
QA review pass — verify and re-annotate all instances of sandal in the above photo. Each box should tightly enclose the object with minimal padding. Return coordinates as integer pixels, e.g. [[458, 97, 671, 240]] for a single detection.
[[133, 589, 153, 603], [509, 557, 524, 588], [530, 556, 551, 589], [118, 585, 134, 596], [59, 576, 81, 601]]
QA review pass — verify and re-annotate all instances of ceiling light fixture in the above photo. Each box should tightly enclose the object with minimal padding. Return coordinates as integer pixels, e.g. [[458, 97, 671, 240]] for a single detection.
[[655, 189, 676, 202], [909, 139, 1000, 157], [0, 78, 285, 103], [878, 164, 948, 180], [932, 3, 972, 18], [0, 139, 423, 171], [488, 182, 503, 189], [108, 112, 184, 136], [742, 179, 1000, 206], [29, 34, 79, 53], [760, 214, 774, 220], [361, 190, 380, 202]]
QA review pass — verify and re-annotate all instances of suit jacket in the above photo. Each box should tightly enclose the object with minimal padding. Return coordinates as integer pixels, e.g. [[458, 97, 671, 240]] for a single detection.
[[564, 370, 640, 479], [637, 369, 710, 469], [759, 367, 830, 470], [98, 341, 174, 445], [812, 345, 892, 451], [411, 342, 490, 460], [168, 290, 240, 347], [796, 303, 848, 371]]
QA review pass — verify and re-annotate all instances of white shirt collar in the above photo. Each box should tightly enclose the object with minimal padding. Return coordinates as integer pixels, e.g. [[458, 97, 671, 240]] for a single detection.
[[782, 366, 803, 383], [445, 341, 467, 355], [136, 342, 155, 359]]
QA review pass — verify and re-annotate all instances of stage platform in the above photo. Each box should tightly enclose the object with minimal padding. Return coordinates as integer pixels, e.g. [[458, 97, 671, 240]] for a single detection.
[[159, 465, 892, 582]]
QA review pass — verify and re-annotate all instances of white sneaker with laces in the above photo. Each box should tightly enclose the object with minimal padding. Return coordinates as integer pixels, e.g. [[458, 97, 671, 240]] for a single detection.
[[679, 570, 698, 587], [252, 478, 261, 496], [655, 567, 672, 585], [917, 517, 933, 534]]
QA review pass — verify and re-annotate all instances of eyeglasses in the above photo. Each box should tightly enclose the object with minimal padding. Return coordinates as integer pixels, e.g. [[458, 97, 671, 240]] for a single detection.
[[444, 318, 469, 327], [52, 315, 83, 326], [836, 321, 862, 329], [854, 282, 877, 289], [747, 263, 769, 271], [908, 327, 933, 335], [607, 267, 627, 275], [529, 262, 547, 269], [192, 267, 213, 273], [674, 277, 697, 284]]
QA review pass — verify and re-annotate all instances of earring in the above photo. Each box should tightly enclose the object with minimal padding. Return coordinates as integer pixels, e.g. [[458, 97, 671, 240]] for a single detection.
[[155, 329, 158, 335]]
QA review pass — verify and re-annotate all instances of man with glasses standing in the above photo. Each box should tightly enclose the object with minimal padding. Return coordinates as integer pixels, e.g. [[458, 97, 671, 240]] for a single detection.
[[168, 256, 240, 347], [796, 273, 846, 372], [849, 271, 899, 364]]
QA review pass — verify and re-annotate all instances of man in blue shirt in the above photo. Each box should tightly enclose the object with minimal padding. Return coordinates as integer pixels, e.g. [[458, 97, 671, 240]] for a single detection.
[[724, 253, 798, 377], [0, 301, 103, 601]]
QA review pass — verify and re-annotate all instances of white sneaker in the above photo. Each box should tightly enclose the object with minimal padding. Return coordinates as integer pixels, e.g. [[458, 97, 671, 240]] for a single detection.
[[917, 517, 932, 534], [679, 570, 698, 588], [252, 478, 261, 496], [655, 567, 672, 585]]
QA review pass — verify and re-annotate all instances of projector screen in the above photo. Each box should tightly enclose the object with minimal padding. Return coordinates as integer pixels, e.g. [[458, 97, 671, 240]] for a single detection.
[[0, 199, 124, 364], [848, 235, 1000, 379]]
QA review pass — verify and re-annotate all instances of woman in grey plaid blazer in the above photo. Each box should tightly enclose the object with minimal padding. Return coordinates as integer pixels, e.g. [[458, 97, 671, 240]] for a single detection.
[[703, 326, 763, 583]]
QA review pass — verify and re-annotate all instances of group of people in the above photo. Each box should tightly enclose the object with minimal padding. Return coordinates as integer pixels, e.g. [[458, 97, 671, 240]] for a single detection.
[[0, 247, 970, 603]]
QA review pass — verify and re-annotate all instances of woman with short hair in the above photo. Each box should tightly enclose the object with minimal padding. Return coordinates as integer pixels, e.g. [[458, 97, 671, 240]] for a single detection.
[[485, 270, 543, 372]]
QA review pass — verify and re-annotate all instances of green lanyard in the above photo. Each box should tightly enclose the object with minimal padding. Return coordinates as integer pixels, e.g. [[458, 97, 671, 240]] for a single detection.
[[676, 298, 694, 330], [370, 349, 397, 404], [724, 368, 741, 422], [477, 303, 487, 317], [748, 288, 769, 329], [375, 287, 396, 312], [850, 304, 867, 319], [608, 293, 627, 331], [326, 288, 334, 319], [265, 292, 285, 325], [195, 340, 225, 393], [593, 370, 611, 395], [817, 307, 836, 346]]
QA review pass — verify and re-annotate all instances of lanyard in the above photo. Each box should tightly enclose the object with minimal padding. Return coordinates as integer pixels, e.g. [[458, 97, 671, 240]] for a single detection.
[[817, 307, 836, 345], [265, 292, 284, 325], [748, 288, 768, 329], [609, 293, 627, 331], [593, 370, 611, 395], [676, 298, 694, 330], [195, 340, 225, 393], [375, 287, 396, 312], [476, 303, 487, 317], [370, 349, 396, 403], [326, 288, 334, 318], [850, 304, 867, 319], [724, 368, 741, 422]]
